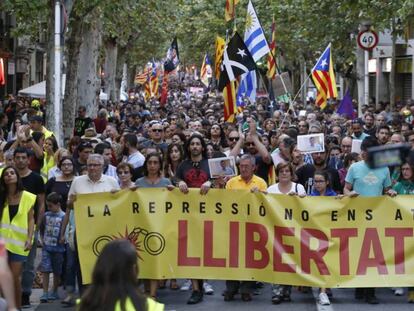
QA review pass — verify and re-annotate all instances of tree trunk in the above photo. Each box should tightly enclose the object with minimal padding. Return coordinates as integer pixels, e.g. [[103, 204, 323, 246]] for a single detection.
[[103, 38, 117, 102], [62, 9, 83, 142], [390, 19, 397, 110], [115, 46, 127, 101], [45, 0, 55, 133], [127, 63, 137, 91], [356, 46, 365, 117], [77, 13, 102, 118]]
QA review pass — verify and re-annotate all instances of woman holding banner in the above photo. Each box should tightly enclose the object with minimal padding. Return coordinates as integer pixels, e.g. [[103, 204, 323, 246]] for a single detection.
[[266, 162, 305, 304], [135, 152, 173, 299], [309, 170, 337, 305]]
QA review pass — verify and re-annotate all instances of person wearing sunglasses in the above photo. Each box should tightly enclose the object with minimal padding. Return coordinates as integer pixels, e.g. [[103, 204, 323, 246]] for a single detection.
[[141, 122, 168, 153]]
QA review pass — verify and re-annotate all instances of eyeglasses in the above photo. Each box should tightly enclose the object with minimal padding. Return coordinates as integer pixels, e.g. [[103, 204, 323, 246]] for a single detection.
[[229, 137, 239, 141], [61, 163, 73, 167], [314, 179, 326, 183], [152, 129, 163, 132], [117, 170, 130, 175], [245, 142, 255, 146]]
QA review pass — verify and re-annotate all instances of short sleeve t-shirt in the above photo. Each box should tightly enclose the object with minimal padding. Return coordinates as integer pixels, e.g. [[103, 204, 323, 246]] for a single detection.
[[267, 182, 306, 196], [135, 177, 171, 188], [345, 161, 391, 196], [22, 171, 45, 224], [42, 211, 66, 253], [175, 159, 210, 188]]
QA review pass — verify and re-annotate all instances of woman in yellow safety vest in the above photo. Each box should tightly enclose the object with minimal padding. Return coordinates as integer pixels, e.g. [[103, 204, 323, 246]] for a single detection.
[[0, 165, 35, 309], [78, 239, 164, 311], [41, 136, 59, 182]]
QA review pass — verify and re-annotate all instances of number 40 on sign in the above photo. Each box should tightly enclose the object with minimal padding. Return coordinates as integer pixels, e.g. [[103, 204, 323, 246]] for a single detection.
[[357, 30, 379, 50]]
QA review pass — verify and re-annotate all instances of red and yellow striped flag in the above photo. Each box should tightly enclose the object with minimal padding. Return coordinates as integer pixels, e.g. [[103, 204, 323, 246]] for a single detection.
[[150, 73, 159, 97], [223, 80, 238, 122], [215, 36, 225, 80], [266, 17, 276, 79], [311, 44, 337, 110], [225, 0, 239, 22]]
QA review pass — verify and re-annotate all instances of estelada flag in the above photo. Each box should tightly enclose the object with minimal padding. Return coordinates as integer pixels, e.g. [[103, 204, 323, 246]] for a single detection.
[[218, 32, 256, 92], [311, 44, 338, 110], [200, 54, 212, 87], [215, 36, 225, 80], [225, 0, 239, 21]]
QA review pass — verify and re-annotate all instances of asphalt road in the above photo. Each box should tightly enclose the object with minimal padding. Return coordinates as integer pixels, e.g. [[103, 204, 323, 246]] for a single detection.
[[33, 281, 413, 311]]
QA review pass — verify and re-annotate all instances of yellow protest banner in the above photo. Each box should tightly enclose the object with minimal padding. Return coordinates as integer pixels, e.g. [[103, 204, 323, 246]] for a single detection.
[[74, 189, 414, 286]]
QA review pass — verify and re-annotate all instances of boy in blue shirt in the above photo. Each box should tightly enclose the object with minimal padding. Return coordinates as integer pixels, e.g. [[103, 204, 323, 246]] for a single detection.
[[39, 192, 66, 302]]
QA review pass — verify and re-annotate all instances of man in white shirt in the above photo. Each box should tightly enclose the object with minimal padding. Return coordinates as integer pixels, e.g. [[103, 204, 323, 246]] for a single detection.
[[120, 133, 145, 169]]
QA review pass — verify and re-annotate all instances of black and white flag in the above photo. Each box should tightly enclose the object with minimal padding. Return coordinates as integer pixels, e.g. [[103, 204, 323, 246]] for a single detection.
[[218, 32, 256, 91]]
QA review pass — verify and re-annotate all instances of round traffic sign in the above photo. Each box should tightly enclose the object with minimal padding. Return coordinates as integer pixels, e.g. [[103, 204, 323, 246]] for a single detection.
[[357, 30, 379, 50]]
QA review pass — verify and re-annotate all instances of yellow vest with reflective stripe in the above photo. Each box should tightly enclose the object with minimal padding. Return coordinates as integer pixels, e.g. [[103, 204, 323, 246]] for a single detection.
[[0, 191, 36, 256], [78, 297, 164, 311], [114, 297, 164, 311], [41, 152, 55, 182]]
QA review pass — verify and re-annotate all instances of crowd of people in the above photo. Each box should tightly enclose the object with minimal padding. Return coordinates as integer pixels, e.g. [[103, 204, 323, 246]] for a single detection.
[[1, 84, 414, 310]]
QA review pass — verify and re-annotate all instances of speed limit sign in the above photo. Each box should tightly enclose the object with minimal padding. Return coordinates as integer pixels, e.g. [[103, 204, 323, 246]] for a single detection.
[[357, 30, 379, 50]]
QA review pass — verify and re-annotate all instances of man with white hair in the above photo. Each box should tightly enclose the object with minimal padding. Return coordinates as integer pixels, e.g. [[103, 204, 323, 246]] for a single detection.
[[62, 154, 119, 295]]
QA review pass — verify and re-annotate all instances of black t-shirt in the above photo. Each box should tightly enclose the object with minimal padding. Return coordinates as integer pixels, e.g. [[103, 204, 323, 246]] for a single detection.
[[74, 117, 93, 137], [45, 178, 72, 212], [175, 159, 210, 188], [254, 155, 272, 186], [21, 171, 45, 223], [296, 164, 342, 194], [8, 204, 19, 221]]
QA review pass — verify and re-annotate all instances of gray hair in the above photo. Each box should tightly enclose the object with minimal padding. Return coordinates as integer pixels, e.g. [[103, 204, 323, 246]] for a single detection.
[[239, 154, 256, 166], [87, 153, 104, 164]]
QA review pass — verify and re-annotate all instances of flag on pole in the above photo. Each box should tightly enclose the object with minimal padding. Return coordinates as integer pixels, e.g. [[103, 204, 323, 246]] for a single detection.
[[200, 54, 212, 87], [164, 37, 179, 73], [214, 36, 225, 80], [134, 67, 151, 85], [236, 0, 270, 107], [266, 17, 276, 79], [337, 89, 355, 119], [243, 0, 271, 62], [225, 0, 239, 22], [150, 62, 159, 97], [218, 32, 256, 91], [311, 44, 338, 110], [223, 81, 238, 122]]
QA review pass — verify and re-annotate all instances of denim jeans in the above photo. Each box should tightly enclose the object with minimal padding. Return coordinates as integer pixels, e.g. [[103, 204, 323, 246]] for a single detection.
[[65, 244, 77, 293], [21, 231, 38, 295]]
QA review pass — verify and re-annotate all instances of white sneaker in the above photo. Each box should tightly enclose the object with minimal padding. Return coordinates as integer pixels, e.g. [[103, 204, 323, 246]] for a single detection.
[[203, 282, 214, 295], [180, 279, 192, 291], [394, 287, 404, 296], [319, 292, 331, 305]]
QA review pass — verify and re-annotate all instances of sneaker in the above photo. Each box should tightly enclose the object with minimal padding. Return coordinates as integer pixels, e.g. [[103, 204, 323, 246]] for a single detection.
[[408, 290, 414, 303], [21, 293, 31, 308], [187, 290, 203, 304], [319, 292, 331, 305], [49, 292, 59, 300], [39, 293, 49, 303], [394, 288, 404, 296], [180, 279, 192, 291], [203, 282, 214, 295]]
